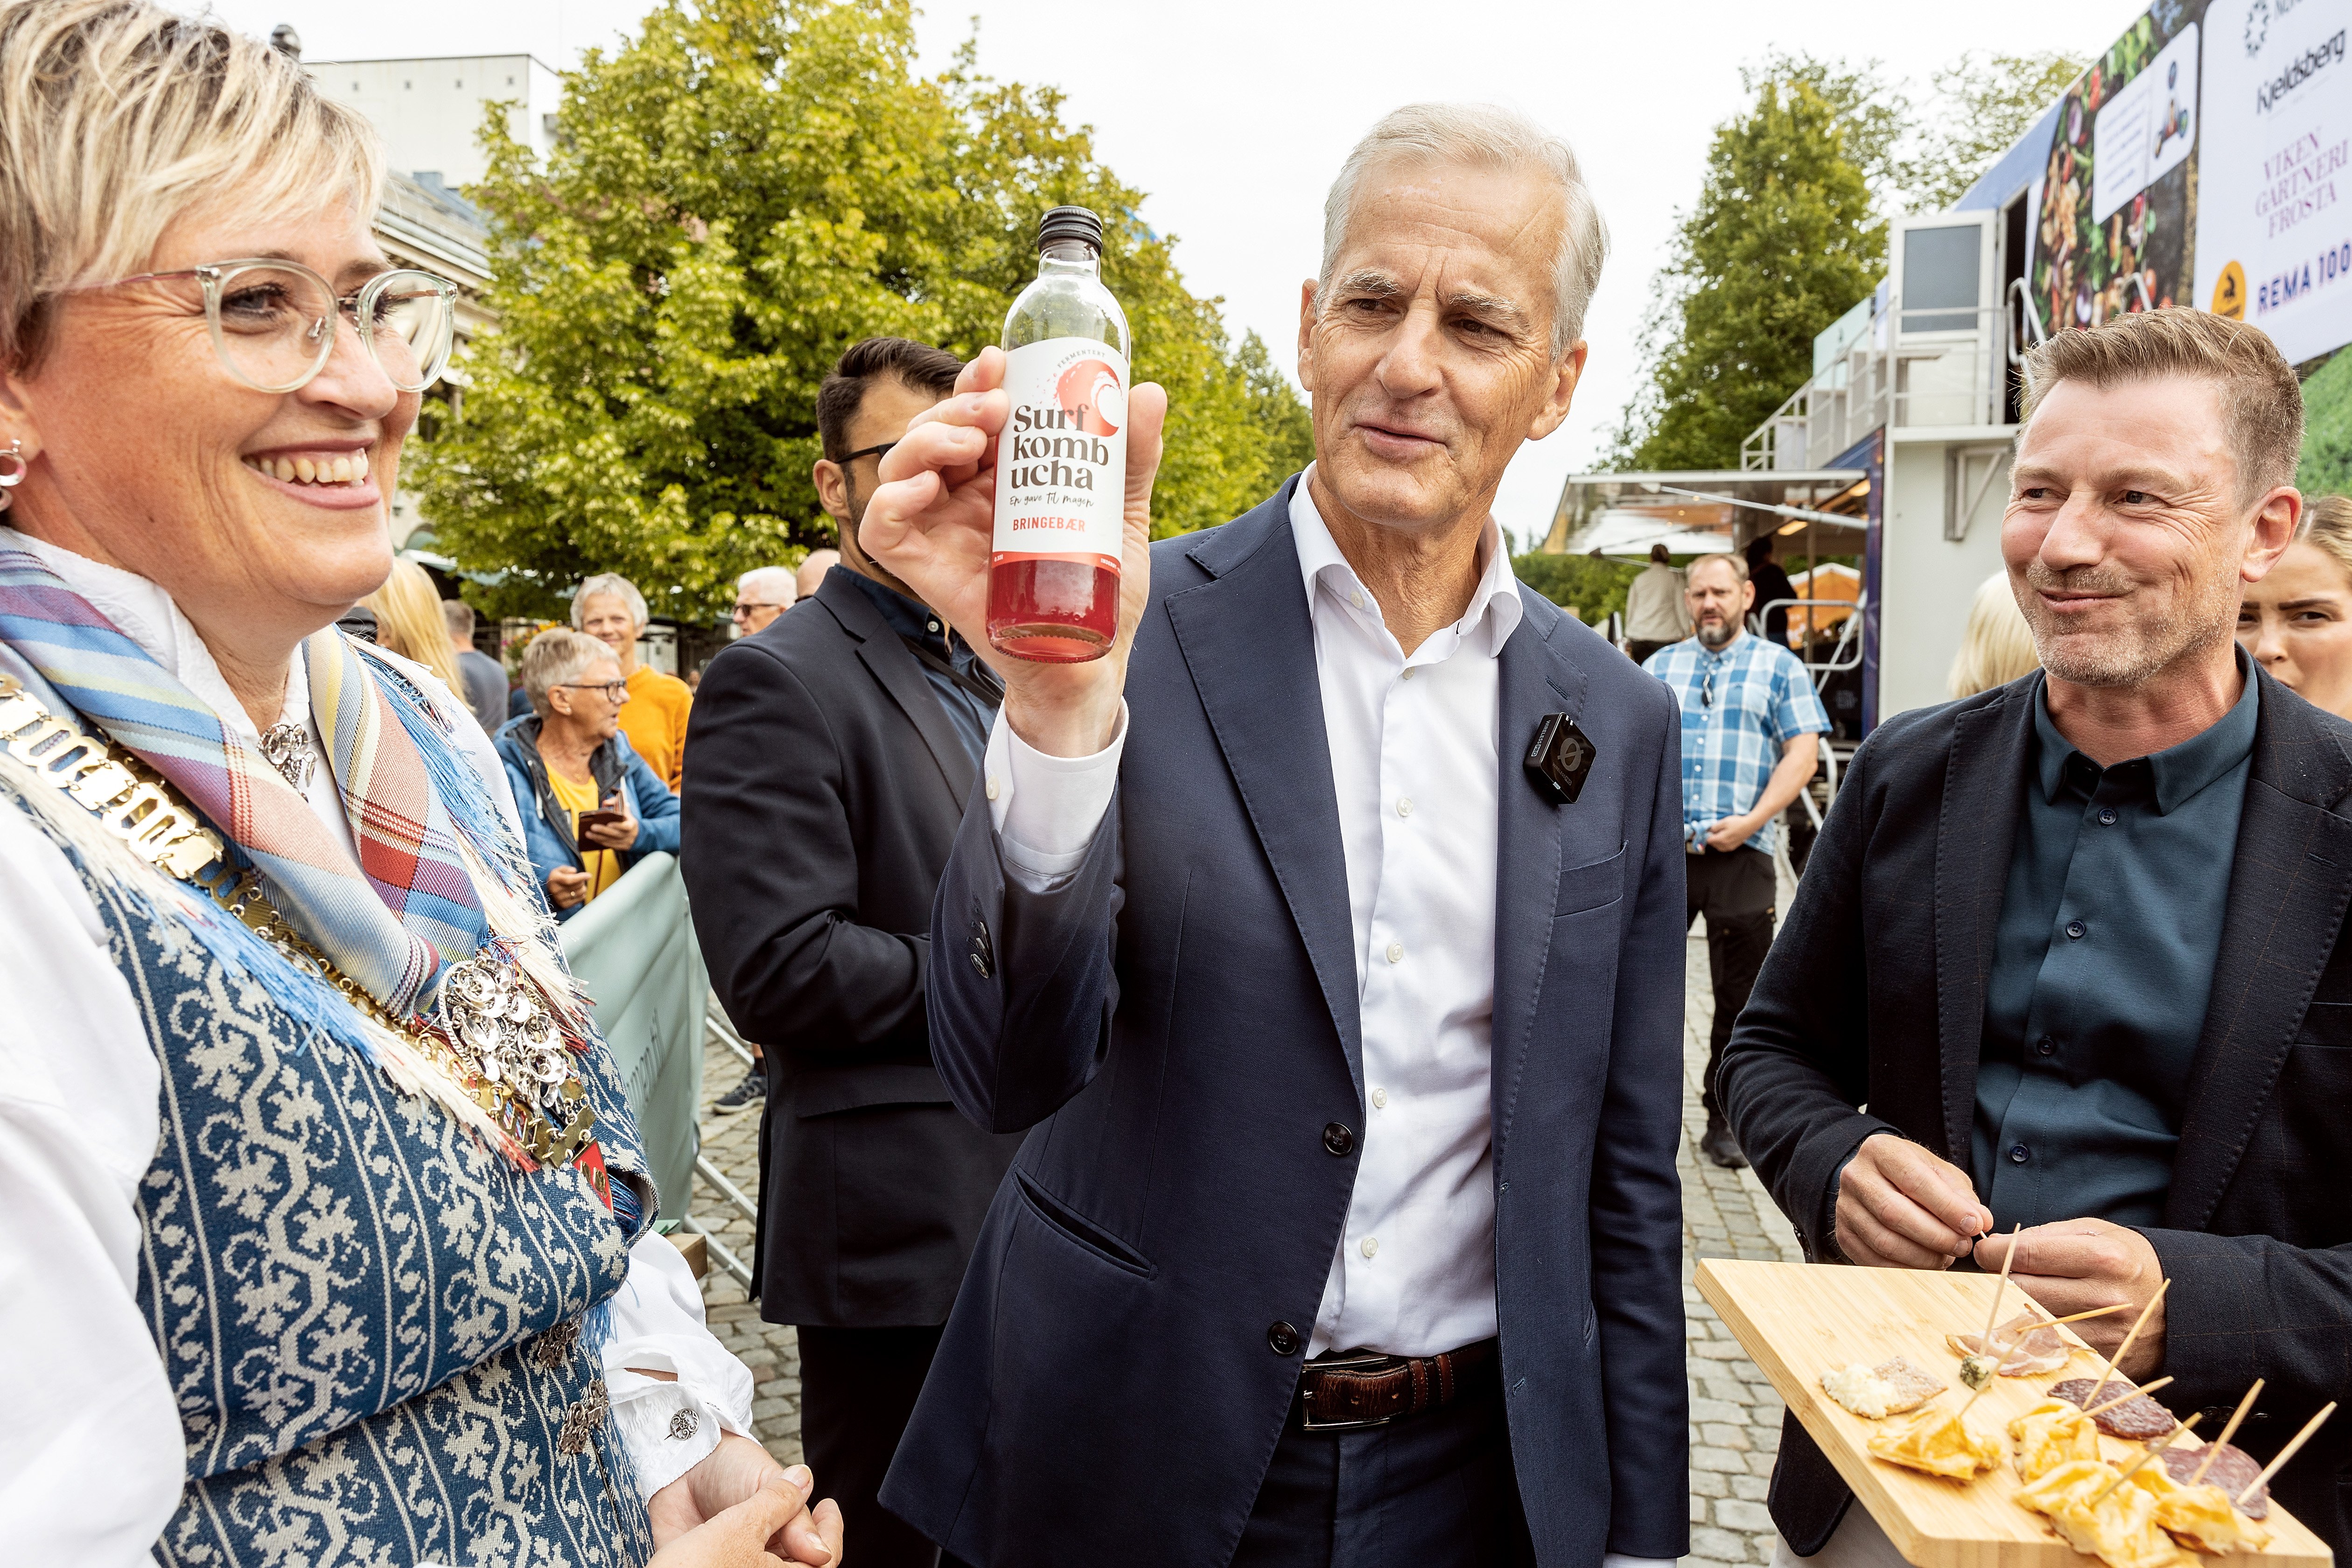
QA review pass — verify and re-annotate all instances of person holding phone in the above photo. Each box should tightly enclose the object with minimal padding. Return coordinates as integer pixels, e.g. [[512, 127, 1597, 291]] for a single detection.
[[497, 627, 680, 918]]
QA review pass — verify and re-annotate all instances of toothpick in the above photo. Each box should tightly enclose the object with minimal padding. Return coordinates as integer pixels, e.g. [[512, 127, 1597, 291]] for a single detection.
[[2042, 1302, 2135, 1328], [2079, 1375, 2175, 1421], [2190, 1379, 2264, 1486], [1978, 1223, 2023, 1348], [2237, 1401, 2338, 1508], [2090, 1415, 2202, 1506], [2088, 1279, 2170, 1409]]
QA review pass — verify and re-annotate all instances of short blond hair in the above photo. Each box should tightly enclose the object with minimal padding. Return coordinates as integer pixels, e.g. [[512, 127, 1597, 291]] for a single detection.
[[0, 0, 383, 371], [1949, 570, 2041, 698], [521, 627, 616, 717], [2019, 309, 2304, 506], [2300, 494, 2352, 588]]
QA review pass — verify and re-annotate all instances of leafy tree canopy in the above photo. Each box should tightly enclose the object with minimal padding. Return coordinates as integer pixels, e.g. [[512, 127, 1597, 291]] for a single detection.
[[413, 0, 1314, 622]]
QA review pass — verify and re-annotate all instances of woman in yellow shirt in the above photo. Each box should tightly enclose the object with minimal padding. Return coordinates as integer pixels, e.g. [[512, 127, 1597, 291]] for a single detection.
[[574, 572, 693, 788]]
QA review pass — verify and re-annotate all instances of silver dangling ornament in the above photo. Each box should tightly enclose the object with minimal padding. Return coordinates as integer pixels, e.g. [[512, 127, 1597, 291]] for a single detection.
[[0, 440, 26, 512]]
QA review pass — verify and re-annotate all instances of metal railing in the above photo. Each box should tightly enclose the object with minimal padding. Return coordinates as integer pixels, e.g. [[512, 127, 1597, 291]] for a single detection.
[[1756, 594, 1867, 823], [1742, 304, 2027, 471]]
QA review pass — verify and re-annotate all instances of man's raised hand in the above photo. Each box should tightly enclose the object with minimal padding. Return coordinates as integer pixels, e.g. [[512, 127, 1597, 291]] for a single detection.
[[858, 346, 1168, 758], [1834, 1133, 1994, 1270]]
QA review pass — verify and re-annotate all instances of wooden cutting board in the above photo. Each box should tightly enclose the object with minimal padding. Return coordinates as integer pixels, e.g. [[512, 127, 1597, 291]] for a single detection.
[[1694, 1258, 2332, 1568]]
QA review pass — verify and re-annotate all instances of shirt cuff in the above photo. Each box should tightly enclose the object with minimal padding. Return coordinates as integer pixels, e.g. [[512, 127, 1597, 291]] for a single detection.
[[600, 1231, 758, 1497], [1603, 1554, 1679, 1568], [987, 701, 1127, 890]]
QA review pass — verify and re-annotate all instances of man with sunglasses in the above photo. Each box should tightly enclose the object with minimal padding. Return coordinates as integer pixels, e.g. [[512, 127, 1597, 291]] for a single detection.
[[683, 336, 1022, 1568], [1643, 550, 1826, 1169]]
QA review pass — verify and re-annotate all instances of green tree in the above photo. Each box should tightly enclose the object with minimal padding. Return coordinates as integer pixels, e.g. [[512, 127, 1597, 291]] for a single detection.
[[1896, 52, 2088, 212], [412, 0, 1310, 622], [1611, 70, 1886, 471], [1510, 552, 1644, 623]]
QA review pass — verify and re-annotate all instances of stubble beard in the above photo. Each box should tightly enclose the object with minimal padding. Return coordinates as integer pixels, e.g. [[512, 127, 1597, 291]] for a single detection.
[[2019, 561, 2237, 688]]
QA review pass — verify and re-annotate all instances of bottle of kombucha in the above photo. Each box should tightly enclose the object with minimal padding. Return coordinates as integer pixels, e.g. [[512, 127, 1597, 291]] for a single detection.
[[987, 205, 1131, 662]]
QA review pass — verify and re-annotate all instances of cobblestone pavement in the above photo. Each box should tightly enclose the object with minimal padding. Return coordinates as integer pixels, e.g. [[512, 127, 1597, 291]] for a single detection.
[[686, 905, 1809, 1555]]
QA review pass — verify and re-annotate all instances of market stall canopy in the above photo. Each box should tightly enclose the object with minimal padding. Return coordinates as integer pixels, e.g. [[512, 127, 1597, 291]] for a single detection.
[[1545, 469, 1869, 558]]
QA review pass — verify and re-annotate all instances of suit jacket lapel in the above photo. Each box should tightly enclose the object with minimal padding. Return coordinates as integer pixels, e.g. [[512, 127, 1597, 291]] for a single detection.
[[2168, 672, 2352, 1228], [1932, 684, 2034, 1163], [817, 575, 977, 806], [1166, 483, 1364, 1094], [1491, 591, 1587, 1155]]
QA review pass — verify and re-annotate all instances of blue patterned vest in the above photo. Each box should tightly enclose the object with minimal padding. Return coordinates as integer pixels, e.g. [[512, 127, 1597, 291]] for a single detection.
[[2, 769, 662, 1567]]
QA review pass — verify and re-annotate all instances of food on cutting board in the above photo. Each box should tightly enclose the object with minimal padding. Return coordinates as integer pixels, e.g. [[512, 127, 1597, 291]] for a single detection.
[[2156, 1444, 2268, 1520], [2010, 1397, 2104, 1482], [2016, 1459, 2190, 1568], [1867, 1404, 2004, 1479], [2053, 1377, 2181, 1441], [1821, 1355, 1947, 1419], [2127, 1463, 2274, 1555], [1950, 1309, 2076, 1379]]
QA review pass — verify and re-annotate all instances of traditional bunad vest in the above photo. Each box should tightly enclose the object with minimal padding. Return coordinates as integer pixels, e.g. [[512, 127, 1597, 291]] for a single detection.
[[0, 551, 662, 1568]]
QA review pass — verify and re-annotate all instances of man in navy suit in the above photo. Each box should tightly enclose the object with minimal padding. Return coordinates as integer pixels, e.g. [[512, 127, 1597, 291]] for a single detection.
[[857, 103, 1690, 1568]]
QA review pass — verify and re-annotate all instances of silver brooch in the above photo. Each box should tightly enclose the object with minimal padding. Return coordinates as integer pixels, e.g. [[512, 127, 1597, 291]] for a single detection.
[[258, 722, 316, 791], [437, 952, 572, 1110], [557, 1378, 610, 1457], [666, 1408, 700, 1441]]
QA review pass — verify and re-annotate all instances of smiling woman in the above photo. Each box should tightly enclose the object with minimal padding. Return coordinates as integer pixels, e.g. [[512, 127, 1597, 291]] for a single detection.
[[0, 4, 837, 1567]]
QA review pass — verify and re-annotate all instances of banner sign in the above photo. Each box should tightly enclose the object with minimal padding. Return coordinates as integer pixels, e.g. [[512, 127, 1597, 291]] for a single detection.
[[2194, 0, 2352, 361]]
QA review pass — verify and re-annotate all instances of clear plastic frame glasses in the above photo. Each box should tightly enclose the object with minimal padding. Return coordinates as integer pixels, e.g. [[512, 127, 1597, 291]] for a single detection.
[[84, 259, 460, 394]]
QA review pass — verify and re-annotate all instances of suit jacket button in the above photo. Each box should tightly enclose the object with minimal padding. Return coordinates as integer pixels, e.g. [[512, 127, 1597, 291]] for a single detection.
[[1267, 1321, 1301, 1357], [968, 948, 991, 979], [1323, 1122, 1355, 1156]]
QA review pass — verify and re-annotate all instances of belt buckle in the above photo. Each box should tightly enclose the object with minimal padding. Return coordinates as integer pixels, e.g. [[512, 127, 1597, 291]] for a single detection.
[[1297, 1351, 1404, 1433]]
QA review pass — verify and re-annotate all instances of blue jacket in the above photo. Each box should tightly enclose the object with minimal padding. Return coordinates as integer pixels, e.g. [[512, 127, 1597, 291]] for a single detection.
[[880, 479, 1691, 1568], [494, 714, 680, 921]]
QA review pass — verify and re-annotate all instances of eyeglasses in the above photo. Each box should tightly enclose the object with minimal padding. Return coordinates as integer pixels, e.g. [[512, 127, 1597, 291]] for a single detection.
[[77, 258, 460, 394], [555, 680, 630, 702], [731, 601, 786, 619], [837, 440, 897, 466]]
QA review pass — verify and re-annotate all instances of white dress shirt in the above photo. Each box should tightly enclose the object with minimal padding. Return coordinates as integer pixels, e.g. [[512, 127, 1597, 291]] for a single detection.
[[984, 472, 1520, 1359], [0, 529, 752, 1565]]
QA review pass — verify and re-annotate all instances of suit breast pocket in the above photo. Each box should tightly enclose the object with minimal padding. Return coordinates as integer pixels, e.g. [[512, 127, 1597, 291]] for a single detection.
[[2296, 1001, 2352, 1047], [1555, 842, 1628, 918]]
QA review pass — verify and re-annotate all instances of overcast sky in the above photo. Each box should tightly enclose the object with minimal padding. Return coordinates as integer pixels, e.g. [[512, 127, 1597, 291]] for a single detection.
[[213, 0, 2136, 542]]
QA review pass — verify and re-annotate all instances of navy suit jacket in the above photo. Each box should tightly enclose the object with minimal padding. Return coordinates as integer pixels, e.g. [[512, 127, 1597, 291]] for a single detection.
[[880, 480, 1691, 1567]]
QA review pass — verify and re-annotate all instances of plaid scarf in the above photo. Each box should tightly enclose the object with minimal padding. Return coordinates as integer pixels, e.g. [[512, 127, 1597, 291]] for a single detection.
[[0, 545, 490, 1016]]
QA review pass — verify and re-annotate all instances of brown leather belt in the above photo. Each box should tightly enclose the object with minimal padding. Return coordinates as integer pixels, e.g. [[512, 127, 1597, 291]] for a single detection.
[[1291, 1339, 1499, 1433]]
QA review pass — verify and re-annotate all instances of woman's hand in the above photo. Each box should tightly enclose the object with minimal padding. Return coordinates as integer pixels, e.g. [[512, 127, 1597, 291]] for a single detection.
[[546, 865, 590, 909], [645, 1464, 842, 1568], [858, 345, 1168, 759], [583, 793, 641, 851], [649, 1434, 842, 1564]]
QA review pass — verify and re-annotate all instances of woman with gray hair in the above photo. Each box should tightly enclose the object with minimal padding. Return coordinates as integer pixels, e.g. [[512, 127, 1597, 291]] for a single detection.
[[0, 4, 838, 1564], [574, 571, 695, 789]]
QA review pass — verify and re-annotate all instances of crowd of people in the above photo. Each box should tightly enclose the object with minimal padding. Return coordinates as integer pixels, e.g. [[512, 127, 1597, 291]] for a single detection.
[[5, 6, 2352, 1568]]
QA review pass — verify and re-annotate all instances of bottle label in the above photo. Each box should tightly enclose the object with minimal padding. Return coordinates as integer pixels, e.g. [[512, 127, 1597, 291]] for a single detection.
[[992, 336, 1128, 570]]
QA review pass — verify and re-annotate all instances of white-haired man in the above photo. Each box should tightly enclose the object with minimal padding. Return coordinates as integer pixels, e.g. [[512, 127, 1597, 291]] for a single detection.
[[732, 566, 798, 635], [863, 105, 1688, 1568], [574, 571, 692, 789]]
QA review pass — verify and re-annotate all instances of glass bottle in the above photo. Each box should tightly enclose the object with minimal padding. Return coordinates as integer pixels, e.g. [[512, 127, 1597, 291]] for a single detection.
[[987, 205, 1132, 662]]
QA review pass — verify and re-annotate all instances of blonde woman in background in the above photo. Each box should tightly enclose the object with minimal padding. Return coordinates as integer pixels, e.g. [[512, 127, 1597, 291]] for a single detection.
[[360, 556, 465, 693], [2240, 494, 2352, 719], [1948, 569, 2042, 697]]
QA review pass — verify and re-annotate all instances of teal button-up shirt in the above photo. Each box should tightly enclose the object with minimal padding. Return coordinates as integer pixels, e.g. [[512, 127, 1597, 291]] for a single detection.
[[1970, 654, 2261, 1228]]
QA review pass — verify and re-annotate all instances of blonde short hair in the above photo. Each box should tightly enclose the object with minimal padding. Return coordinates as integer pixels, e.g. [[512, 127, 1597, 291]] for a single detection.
[[1949, 570, 2042, 698], [521, 627, 616, 717], [572, 573, 649, 631], [2019, 308, 2304, 506], [0, 0, 383, 371], [2300, 494, 2352, 588]]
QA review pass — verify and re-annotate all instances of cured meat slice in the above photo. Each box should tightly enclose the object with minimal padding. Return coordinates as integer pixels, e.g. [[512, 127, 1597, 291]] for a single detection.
[[1947, 1310, 2074, 1376], [2157, 1443, 2269, 1520], [2052, 1376, 2181, 1440]]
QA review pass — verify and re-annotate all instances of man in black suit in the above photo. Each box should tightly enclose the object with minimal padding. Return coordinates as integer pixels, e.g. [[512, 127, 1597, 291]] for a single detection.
[[682, 336, 1021, 1568], [1722, 308, 2352, 1566]]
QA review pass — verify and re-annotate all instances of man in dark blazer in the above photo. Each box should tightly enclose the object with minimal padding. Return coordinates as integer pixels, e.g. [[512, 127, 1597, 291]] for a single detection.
[[1722, 308, 2352, 1567], [856, 106, 1689, 1568], [682, 337, 1022, 1568]]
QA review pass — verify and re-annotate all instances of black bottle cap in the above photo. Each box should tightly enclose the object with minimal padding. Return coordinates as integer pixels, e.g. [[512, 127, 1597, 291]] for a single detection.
[[1037, 205, 1104, 252]]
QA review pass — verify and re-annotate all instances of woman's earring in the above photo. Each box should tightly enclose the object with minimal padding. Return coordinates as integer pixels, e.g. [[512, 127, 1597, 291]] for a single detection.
[[0, 440, 25, 513]]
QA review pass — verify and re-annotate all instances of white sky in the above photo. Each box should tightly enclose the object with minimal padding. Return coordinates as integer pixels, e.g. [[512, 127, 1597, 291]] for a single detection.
[[214, 0, 2136, 543]]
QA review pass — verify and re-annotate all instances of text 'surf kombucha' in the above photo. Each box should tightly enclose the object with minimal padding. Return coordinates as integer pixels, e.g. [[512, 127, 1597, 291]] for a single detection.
[[988, 206, 1131, 662]]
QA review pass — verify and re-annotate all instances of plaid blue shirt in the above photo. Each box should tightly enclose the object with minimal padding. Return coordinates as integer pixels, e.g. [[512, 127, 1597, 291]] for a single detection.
[[1644, 632, 1830, 853]]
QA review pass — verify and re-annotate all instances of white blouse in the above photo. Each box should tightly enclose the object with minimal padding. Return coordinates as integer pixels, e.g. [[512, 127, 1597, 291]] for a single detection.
[[0, 529, 752, 1565]]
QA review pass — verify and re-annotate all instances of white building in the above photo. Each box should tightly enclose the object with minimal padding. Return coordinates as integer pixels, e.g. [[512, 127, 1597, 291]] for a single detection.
[[308, 53, 562, 189]]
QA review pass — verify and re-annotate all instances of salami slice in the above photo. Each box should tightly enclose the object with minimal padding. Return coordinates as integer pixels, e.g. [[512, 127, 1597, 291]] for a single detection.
[[2159, 1442, 2270, 1519], [2051, 1375, 2180, 1439]]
